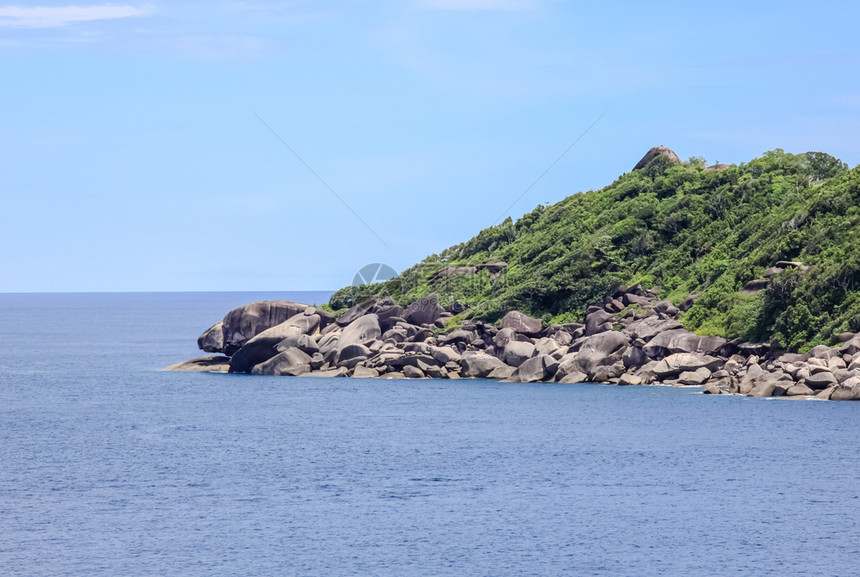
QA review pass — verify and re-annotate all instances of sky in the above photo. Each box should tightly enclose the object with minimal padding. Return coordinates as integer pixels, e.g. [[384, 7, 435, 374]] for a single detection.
[[1, 0, 858, 292]]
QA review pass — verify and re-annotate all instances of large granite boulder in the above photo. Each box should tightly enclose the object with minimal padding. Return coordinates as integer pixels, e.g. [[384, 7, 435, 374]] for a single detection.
[[633, 146, 681, 171], [164, 356, 230, 372], [585, 309, 614, 336], [575, 331, 630, 376], [460, 351, 508, 378], [404, 294, 443, 326], [197, 322, 224, 353], [221, 300, 307, 354], [652, 353, 723, 380], [338, 314, 381, 350], [250, 348, 312, 376], [644, 329, 727, 358], [624, 316, 682, 341], [275, 333, 319, 355], [500, 311, 542, 336], [509, 354, 558, 383], [504, 340, 536, 367]]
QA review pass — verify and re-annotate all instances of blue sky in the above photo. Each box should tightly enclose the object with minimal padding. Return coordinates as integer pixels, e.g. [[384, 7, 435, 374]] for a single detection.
[[1, 0, 858, 292]]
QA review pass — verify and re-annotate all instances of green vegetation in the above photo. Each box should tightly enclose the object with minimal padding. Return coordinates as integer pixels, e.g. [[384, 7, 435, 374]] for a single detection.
[[330, 149, 860, 352]]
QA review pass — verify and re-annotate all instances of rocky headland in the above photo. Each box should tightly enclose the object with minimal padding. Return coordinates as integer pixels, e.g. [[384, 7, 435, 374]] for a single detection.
[[166, 288, 860, 400]]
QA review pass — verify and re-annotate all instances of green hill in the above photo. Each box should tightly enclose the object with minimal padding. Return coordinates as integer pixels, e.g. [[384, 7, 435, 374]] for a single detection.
[[329, 148, 859, 353]]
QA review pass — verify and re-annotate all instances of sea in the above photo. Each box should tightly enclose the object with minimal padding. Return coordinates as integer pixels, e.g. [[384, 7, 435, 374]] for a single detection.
[[1, 292, 857, 576]]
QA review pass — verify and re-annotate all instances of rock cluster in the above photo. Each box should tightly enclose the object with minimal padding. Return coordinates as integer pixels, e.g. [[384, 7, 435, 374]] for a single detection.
[[166, 290, 860, 401]]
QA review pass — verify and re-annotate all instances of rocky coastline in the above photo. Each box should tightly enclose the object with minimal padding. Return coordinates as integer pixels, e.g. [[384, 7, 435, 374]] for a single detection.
[[166, 288, 860, 401]]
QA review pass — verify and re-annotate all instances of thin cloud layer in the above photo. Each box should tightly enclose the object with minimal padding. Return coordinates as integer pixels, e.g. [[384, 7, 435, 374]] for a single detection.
[[0, 4, 153, 28]]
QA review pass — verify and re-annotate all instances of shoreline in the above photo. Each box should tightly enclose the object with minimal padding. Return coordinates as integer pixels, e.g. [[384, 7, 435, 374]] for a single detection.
[[165, 288, 860, 402]]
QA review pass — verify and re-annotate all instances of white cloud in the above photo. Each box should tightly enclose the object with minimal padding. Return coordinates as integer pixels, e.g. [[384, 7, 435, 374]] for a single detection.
[[0, 4, 153, 28], [418, 0, 540, 10]]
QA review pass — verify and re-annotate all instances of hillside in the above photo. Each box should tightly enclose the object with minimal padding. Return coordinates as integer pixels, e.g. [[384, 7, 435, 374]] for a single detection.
[[329, 148, 860, 352]]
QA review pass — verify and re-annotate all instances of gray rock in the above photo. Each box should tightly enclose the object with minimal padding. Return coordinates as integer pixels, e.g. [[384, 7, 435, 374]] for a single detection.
[[338, 314, 382, 349], [815, 386, 837, 400], [306, 367, 348, 378], [275, 333, 319, 355], [678, 367, 711, 385], [622, 345, 648, 369], [805, 371, 838, 390], [504, 340, 536, 367], [164, 356, 230, 373], [625, 316, 683, 341], [430, 346, 461, 364], [487, 365, 516, 380], [644, 329, 727, 358], [591, 361, 625, 382], [197, 322, 224, 353], [576, 331, 630, 376], [500, 310, 542, 336], [460, 352, 508, 378], [652, 300, 681, 317], [585, 309, 614, 336], [558, 370, 588, 384], [785, 383, 814, 396], [510, 354, 556, 383], [652, 353, 723, 380], [251, 348, 312, 376], [404, 294, 442, 326], [633, 146, 681, 171], [618, 373, 643, 386], [221, 300, 307, 354], [402, 365, 425, 379], [336, 343, 372, 366]]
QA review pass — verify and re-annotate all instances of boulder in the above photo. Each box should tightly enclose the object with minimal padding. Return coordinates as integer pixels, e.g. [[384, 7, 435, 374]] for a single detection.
[[633, 146, 681, 171], [250, 348, 312, 376], [510, 354, 557, 383], [558, 370, 588, 384], [585, 309, 614, 336], [534, 337, 561, 358], [652, 300, 681, 317], [625, 316, 683, 341], [785, 383, 814, 396], [652, 353, 723, 380], [429, 346, 461, 365], [487, 365, 516, 380], [404, 294, 442, 326], [197, 322, 224, 353], [622, 345, 648, 369], [504, 340, 536, 367], [228, 339, 281, 374], [336, 343, 372, 366], [275, 333, 319, 355], [335, 299, 378, 326], [221, 300, 307, 354], [306, 367, 348, 378], [576, 331, 630, 376], [830, 381, 860, 401], [591, 362, 625, 382], [338, 314, 382, 350], [402, 365, 425, 379], [164, 356, 231, 373], [460, 352, 508, 378], [678, 367, 711, 385], [644, 329, 727, 358], [618, 373, 643, 386], [805, 371, 838, 390], [500, 311, 542, 336]]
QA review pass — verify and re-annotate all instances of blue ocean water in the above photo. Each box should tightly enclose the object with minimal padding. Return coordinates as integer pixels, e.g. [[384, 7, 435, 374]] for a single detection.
[[0, 292, 858, 576]]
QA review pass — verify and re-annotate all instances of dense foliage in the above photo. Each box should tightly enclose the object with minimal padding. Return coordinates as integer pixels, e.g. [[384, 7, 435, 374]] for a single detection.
[[330, 150, 859, 352]]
